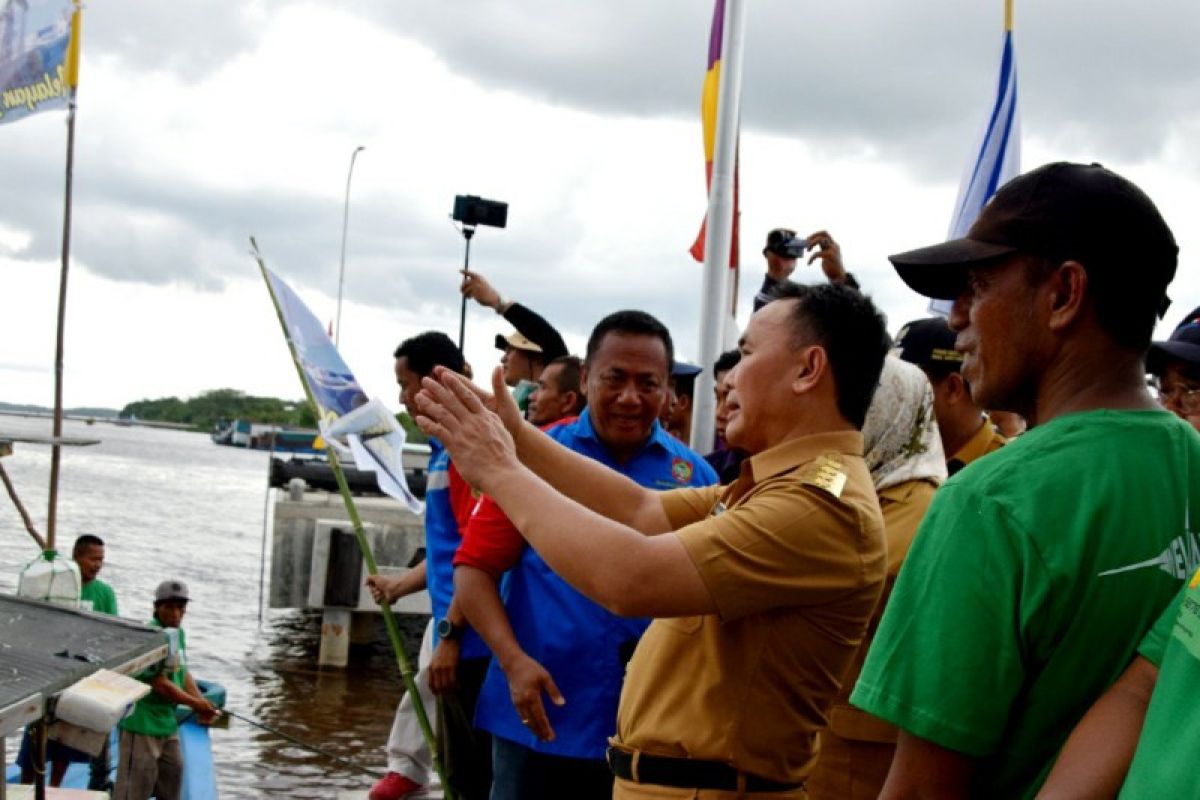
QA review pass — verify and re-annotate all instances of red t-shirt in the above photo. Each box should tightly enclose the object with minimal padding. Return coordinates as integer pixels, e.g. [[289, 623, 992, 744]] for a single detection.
[[452, 417, 578, 579]]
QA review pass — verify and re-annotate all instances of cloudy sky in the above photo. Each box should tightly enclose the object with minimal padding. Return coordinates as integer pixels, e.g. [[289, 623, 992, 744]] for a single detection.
[[2, 0, 1198, 412]]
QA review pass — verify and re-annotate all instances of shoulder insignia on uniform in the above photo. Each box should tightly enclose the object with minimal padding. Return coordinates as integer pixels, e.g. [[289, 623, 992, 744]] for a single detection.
[[799, 453, 847, 498]]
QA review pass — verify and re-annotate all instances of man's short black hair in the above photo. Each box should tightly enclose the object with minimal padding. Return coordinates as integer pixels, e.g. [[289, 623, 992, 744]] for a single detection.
[[548, 355, 583, 392], [548, 355, 586, 414], [674, 374, 698, 401], [713, 349, 741, 379], [73, 534, 104, 557], [393, 331, 466, 378], [585, 310, 674, 372], [771, 282, 890, 428]]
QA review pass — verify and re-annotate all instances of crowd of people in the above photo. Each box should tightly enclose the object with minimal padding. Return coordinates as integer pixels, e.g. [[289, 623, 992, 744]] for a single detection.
[[359, 160, 1197, 800]]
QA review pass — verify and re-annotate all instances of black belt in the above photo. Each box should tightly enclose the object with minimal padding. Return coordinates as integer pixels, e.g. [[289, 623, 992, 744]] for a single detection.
[[606, 746, 804, 793]]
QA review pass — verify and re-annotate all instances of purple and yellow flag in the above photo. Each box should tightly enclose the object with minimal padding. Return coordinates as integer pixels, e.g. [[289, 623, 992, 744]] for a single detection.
[[689, 0, 739, 266], [0, 0, 80, 126]]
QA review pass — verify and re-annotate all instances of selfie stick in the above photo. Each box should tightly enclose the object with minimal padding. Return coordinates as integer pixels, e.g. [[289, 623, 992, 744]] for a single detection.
[[458, 224, 475, 351]]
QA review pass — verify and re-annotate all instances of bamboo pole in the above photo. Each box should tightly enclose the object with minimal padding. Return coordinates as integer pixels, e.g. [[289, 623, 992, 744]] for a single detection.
[[46, 4, 83, 554], [0, 461, 47, 550], [250, 238, 450, 797]]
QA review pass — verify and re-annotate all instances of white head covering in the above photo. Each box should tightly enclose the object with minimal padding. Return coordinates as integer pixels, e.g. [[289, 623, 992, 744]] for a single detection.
[[861, 356, 947, 491]]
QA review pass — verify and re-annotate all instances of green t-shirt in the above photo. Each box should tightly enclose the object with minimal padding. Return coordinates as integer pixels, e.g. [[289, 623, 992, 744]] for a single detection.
[[851, 409, 1200, 799], [119, 622, 187, 738], [80, 578, 117, 615], [1120, 568, 1200, 797]]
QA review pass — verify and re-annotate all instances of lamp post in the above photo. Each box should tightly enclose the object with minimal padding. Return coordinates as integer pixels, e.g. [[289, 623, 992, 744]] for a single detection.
[[335, 145, 365, 348]]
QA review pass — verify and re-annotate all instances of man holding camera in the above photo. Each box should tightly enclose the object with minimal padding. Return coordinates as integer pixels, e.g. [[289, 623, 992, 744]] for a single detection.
[[754, 228, 858, 311]]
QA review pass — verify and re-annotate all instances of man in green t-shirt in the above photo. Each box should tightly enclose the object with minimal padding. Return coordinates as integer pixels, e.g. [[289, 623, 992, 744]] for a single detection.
[[75, 533, 118, 615], [850, 162, 1199, 798], [115, 580, 217, 800], [17, 533, 121, 788], [1036, 566, 1200, 798]]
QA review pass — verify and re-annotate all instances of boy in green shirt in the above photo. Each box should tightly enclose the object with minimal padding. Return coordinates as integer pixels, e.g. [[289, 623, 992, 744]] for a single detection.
[[115, 580, 217, 800]]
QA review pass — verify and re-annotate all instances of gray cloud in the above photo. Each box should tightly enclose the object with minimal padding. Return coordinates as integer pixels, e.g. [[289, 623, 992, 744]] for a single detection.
[[4, 0, 1197, 362], [355, 0, 1200, 175]]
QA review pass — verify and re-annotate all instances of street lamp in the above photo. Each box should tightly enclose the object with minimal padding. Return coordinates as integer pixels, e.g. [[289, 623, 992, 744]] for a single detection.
[[335, 145, 365, 347]]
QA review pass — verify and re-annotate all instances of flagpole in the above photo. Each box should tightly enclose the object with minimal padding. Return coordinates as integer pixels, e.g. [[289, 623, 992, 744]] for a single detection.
[[46, 1, 83, 554], [690, 0, 746, 455], [251, 239, 450, 798]]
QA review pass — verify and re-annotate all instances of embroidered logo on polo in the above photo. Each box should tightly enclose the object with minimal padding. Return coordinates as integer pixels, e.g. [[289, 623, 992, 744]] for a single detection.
[[671, 457, 694, 484]]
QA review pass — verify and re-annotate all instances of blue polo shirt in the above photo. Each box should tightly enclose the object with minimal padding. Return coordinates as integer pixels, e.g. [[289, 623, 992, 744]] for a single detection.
[[475, 409, 718, 759], [425, 438, 488, 660]]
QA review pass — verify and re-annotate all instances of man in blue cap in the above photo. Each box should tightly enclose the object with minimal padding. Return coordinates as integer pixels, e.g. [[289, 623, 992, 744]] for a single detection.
[[1146, 306, 1200, 432]]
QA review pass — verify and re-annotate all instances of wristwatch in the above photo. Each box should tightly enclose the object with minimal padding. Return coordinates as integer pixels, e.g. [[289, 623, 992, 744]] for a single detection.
[[437, 618, 465, 641]]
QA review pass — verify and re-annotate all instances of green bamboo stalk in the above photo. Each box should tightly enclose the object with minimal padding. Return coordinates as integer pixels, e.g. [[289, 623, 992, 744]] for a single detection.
[[251, 238, 450, 797]]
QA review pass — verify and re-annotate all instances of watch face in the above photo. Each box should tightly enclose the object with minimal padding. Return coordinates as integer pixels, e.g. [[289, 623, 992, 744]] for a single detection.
[[437, 619, 452, 639]]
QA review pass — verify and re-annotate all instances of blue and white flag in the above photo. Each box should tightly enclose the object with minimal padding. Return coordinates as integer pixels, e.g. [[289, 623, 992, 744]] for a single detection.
[[931, 15, 1020, 315], [262, 265, 422, 512]]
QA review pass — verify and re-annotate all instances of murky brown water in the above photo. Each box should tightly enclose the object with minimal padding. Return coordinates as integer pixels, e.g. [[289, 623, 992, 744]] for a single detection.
[[0, 414, 425, 798]]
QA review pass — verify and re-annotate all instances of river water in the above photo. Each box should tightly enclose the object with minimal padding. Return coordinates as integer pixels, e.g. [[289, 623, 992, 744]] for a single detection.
[[0, 414, 424, 798]]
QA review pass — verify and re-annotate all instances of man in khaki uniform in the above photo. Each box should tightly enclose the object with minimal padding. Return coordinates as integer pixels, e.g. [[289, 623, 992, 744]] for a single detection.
[[892, 316, 1006, 474], [414, 283, 891, 798]]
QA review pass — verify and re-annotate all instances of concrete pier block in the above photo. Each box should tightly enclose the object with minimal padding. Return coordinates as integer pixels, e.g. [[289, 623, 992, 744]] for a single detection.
[[318, 607, 352, 667]]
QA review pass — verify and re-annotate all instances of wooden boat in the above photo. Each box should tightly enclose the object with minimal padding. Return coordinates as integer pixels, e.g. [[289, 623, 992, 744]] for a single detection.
[[5, 680, 225, 799]]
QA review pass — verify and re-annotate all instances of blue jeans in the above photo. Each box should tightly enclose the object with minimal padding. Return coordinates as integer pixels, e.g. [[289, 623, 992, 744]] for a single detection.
[[490, 735, 613, 800]]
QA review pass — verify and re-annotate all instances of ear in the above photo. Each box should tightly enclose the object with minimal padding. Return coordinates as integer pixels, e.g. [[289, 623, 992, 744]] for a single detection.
[[579, 365, 590, 398], [1046, 260, 1088, 332], [678, 394, 693, 412], [946, 372, 967, 403], [791, 345, 828, 395]]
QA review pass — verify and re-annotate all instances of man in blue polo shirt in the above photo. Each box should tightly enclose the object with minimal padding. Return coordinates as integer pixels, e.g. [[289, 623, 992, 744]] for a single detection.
[[367, 331, 490, 800], [453, 310, 718, 800]]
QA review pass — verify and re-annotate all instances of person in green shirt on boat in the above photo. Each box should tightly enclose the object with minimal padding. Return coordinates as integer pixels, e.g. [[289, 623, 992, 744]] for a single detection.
[[115, 579, 217, 800], [17, 533, 120, 788], [75, 533, 118, 615]]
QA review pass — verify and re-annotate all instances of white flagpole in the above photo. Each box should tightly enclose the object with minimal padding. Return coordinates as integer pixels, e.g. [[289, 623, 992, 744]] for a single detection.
[[690, 0, 746, 455]]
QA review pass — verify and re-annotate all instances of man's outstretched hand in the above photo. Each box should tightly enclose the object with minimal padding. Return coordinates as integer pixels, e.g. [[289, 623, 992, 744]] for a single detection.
[[415, 366, 524, 491]]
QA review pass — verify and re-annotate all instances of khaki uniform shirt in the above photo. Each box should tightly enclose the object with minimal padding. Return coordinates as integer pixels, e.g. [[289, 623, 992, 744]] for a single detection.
[[947, 416, 1007, 475], [614, 431, 886, 785], [809, 478, 938, 800]]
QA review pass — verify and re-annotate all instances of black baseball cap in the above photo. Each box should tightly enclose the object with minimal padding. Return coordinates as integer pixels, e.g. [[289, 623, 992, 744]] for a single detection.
[[1147, 307, 1200, 374], [889, 163, 1178, 317], [763, 228, 805, 258], [893, 317, 964, 373]]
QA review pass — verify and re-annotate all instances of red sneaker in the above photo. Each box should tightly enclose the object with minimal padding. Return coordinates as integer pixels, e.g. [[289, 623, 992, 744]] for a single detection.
[[368, 772, 423, 800]]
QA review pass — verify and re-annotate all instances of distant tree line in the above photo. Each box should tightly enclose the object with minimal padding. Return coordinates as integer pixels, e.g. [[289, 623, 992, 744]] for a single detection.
[[120, 388, 316, 430], [119, 388, 428, 443]]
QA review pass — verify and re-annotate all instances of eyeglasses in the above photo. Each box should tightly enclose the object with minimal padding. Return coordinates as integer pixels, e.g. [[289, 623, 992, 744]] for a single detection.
[[1151, 377, 1200, 413]]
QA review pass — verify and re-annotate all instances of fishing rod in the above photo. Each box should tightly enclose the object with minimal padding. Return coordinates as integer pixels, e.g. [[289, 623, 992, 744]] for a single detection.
[[188, 708, 383, 779]]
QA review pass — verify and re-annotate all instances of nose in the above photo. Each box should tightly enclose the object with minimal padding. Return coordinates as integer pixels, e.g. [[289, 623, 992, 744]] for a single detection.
[[948, 292, 971, 332], [617, 383, 640, 405]]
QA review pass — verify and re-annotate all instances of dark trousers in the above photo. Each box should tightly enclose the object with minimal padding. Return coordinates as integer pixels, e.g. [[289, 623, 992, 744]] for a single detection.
[[490, 734, 613, 800], [438, 655, 493, 800]]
